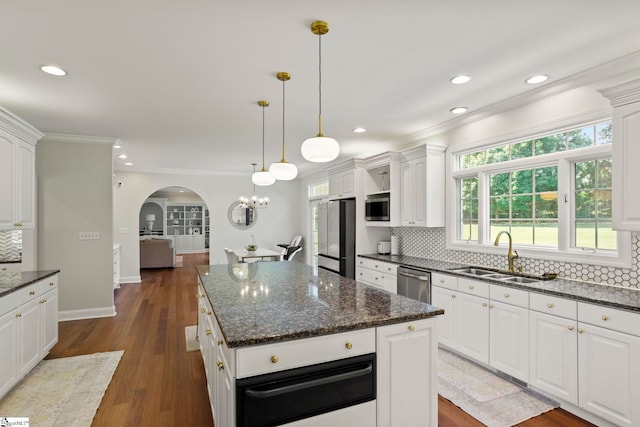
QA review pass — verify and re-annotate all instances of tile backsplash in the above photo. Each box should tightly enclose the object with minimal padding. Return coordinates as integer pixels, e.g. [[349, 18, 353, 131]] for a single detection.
[[392, 227, 640, 289], [0, 230, 22, 262]]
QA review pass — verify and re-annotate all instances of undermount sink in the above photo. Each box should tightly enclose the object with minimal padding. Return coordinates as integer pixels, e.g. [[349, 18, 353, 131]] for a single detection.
[[449, 267, 543, 284]]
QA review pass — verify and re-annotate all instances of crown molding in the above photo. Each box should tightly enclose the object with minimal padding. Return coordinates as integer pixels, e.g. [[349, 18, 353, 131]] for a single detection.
[[0, 105, 44, 143], [43, 133, 119, 145]]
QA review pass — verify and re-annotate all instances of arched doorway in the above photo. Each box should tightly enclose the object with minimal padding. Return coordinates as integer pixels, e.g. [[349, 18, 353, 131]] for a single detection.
[[139, 186, 210, 268]]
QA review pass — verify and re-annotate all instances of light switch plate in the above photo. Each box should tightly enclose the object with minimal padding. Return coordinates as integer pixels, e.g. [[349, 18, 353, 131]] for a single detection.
[[79, 231, 100, 240]]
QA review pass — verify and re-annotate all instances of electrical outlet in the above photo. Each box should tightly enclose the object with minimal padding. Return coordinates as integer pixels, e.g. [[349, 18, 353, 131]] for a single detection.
[[79, 232, 100, 240]]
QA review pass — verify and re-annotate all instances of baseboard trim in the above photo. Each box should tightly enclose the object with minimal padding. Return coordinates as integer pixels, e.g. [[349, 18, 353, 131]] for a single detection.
[[58, 306, 116, 322], [119, 275, 142, 284]]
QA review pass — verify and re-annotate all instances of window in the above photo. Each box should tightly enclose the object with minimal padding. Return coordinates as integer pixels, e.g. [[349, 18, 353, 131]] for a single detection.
[[450, 121, 629, 266], [308, 181, 329, 199]]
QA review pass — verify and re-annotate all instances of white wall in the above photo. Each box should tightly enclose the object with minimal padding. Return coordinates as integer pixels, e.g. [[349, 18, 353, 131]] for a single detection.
[[36, 135, 115, 320], [114, 171, 303, 282]]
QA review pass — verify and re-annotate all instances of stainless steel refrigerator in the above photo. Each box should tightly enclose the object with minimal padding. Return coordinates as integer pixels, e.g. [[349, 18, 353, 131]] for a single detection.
[[317, 198, 356, 278]]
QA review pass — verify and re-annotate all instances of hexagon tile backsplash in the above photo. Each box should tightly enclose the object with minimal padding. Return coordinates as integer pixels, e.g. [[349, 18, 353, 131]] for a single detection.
[[392, 227, 640, 289]]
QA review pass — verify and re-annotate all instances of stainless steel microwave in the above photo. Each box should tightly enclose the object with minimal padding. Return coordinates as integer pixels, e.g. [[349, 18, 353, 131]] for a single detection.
[[365, 194, 390, 221]]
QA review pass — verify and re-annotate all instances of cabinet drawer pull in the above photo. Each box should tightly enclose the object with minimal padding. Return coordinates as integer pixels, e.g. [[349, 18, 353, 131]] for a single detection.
[[15, 313, 21, 318], [217, 339, 223, 346], [547, 303, 554, 308], [568, 326, 574, 331], [271, 355, 279, 364], [503, 293, 510, 298], [601, 315, 609, 321], [207, 311, 212, 316], [217, 360, 224, 371], [29, 291, 35, 296], [345, 342, 353, 349], [206, 328, 212, 336], [408, 325, 415, 331], [49, 282, 55, 287]]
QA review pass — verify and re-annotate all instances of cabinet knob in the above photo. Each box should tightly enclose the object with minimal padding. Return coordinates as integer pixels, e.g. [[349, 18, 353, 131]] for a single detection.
[[601, 315, 609, 321], [40, 299, 45, 304], [217, 340, 223, 346], [451, 294, 456, 298], [504, 293, 510, 298], [271, 355, 279, 364], [345, 342, 353, 350], [388, 267, 392, 271], [568, 326, 574, 331], [547, 303, 554, 308], [489, 304, 494, 309], [206, 329, 212, 336], [482, 303, 487, 307], [16, 313, 22, 318], [374, 277, 379, 280], [359, 272, 363, 276], [207, 311, 212, 316], [29, 291, 35, 296], [578, 328, 584, 334], [408, 325, 415, 331], [49, 282, 55, 287], [440, 279, 444, 283], [375, 264, 378, 268], [201, 308, 206, 313], [469, 285, 474, 290], [217, 361, 224, 371]]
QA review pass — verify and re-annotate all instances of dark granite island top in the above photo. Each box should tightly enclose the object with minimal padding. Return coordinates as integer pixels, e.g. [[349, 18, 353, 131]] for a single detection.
[[196, 261, 443, 348], [0, 270, 60, 298]]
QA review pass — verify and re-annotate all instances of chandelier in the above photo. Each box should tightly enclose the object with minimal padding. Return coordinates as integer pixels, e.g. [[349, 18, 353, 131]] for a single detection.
[[240, 163, 270, 209]]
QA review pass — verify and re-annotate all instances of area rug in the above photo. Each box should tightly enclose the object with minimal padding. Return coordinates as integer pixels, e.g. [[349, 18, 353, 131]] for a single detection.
[[185, 325, 199, 352], [438, 348, 558, 427], [0, 350, 123, 427]]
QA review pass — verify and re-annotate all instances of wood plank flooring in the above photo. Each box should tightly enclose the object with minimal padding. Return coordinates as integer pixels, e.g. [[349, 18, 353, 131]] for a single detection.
[[47, 253, 594, 427]]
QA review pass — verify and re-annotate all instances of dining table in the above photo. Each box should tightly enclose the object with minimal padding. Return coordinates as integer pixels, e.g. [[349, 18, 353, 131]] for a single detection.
[[233, 248, 283, 262]]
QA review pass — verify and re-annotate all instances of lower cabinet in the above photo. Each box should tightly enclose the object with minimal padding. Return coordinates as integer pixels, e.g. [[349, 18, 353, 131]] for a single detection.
[[356, 257, 397, 293], [376, 318, 438, 427], [0, 274, 59, 399], [456, 292, 489, 364]]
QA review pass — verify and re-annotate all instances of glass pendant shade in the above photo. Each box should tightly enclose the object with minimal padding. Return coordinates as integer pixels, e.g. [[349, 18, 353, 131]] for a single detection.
[[301, 135, 340, 163], [269, 161, 298, 180], [252, 169, 275, 186]]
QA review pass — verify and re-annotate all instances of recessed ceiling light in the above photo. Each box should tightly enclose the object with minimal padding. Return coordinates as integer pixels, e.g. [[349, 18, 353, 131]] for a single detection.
[[124, 162, 133, 166], [525, 74, 548, 84], [118, 154, 128, 159], [450, 107, 468, 114], [450, 75, 471, 84], [40, 65, 67, 76], [353, 127, 366, 133]]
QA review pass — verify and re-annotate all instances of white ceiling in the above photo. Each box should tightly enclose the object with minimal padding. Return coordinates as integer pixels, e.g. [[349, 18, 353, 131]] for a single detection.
[[2, 1, 639, 178]]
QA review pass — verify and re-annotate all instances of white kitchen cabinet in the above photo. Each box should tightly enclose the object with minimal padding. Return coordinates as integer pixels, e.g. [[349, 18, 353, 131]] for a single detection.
[[0, 273, 59, 400], [577, 302, 640, 426], [457, 291, 489, 364], [173, 234, 205, 254], [599, 78, 640, 231], [431, 285, 458, 349], [356, 257, 397, 293], [377, 318, 438, 427], [329, 170, 355, 199], [399, 144, 445, 227], [0, 134, 37, 230], [489, 285, 529, 382]]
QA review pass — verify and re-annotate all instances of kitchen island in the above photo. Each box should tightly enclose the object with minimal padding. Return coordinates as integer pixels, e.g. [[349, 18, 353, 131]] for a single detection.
[[196, 261, 443, 427]]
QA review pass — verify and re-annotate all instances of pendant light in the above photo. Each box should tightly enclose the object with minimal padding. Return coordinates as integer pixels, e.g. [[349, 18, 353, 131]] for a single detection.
[[269, 72, 298, 180], [301, 20, 340, 163], [252, 100, 276, 186]]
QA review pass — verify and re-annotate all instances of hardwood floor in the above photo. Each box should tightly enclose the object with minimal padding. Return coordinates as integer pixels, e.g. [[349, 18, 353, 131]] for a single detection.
[[48, 253, 594, 426]]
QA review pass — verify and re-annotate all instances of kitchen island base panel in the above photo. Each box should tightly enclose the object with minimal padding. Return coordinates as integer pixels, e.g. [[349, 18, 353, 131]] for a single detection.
[[280, 401, 376, 427]]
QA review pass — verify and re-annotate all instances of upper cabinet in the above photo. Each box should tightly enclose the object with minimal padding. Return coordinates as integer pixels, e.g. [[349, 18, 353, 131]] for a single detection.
[[327, 160, 364, 200], [600, 78, 640, 231], [364, 152, 401, 227], [400, 144, 446, 227], [0, 108, 43, 231]]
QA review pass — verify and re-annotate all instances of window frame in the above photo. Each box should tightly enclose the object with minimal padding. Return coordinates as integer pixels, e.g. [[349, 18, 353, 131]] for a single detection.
[[447, 132, 631, 268]]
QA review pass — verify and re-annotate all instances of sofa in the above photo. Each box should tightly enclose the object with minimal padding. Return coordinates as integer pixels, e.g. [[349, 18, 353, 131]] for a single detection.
[[140, 238, 175, 268]]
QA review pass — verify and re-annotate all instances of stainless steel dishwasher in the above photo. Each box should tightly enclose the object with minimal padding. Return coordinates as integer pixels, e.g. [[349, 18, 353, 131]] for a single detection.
[[397, 266, 431, 304]]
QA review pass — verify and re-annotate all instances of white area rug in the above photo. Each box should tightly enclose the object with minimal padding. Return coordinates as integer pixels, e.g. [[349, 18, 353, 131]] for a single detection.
[[0, 351, 123, 427], [185, 325, 199, 352], [438, 348, 558, 427]]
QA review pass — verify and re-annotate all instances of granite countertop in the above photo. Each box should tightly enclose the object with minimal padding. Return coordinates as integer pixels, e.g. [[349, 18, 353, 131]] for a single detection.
[[196, 262, 443, 348], [359, 254, 640, 312], [0, 270, 60, 297]]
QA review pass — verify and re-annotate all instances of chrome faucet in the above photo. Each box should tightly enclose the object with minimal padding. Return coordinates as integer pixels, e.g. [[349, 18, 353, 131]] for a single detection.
[[494, 231, 519, 272]]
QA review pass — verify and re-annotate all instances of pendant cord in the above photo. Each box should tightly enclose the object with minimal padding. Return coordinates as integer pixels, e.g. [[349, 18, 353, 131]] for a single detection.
[[317, 32, 323, 136], [281, 78, 286, 161], [261, 104, 266, 171]]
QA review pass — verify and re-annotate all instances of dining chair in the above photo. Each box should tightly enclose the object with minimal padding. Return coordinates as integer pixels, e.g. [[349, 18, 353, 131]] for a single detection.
[[283, 246, 302, 261], [224, 248, 241, 264]]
